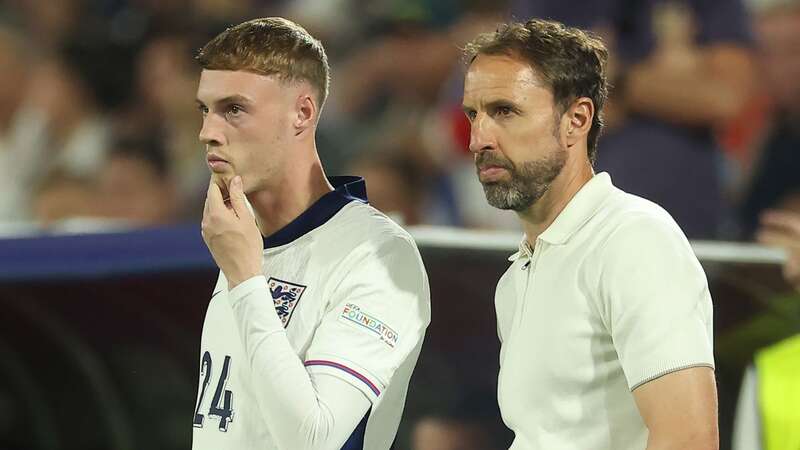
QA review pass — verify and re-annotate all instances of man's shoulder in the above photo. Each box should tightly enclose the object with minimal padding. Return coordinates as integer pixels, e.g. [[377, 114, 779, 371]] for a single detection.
[[595, 188, 685, 239], [327, 201, 418, 248], [321, 202, 429, 297], [592, 189, 695, 264], [305, 201, 424, 279]]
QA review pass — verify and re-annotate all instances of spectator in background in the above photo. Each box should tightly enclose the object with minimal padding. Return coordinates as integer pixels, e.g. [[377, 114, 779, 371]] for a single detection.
[[736, 0, 800, 237], [0, 50, 111, 223], [0, 25, 30, 149], [320, 1, 472, 177], [130, 33, 207, 220], [0, 28, 137, 225], [13, 54, 111, 212], [95, 136, 178, 226], [32, 135, 177, 229], [510, 0, 757, 239], [757, 210, 800, 292], [733, 209, 800, 450], [5, 0, 82, 50], [0, 24, 35, 225], [325, 2, 510, 228], [31, 171, 96, 228], [349, 153, 428, 225]]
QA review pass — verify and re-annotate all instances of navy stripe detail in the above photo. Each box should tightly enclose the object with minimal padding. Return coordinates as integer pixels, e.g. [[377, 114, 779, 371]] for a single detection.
[[340, 408, 370, 450], [262, 176, 368, 249]]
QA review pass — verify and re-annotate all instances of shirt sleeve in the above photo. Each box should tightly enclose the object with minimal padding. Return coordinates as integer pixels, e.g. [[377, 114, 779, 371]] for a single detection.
[[304, 235, 431, 402], [599, 213, 715, 390], [227, 276, 372, 449]]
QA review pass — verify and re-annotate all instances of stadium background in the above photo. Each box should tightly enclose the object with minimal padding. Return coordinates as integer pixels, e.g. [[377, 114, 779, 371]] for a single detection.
[[1, 0, 799, 449]]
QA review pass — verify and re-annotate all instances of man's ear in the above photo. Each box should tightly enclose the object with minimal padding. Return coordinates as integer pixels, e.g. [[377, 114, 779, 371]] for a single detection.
[[293, 92, 318, 136], [562, 97, 594, 148]]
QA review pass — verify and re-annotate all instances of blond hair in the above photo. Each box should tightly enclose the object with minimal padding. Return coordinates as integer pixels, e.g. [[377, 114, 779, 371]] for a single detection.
[[197, 17, 330, 109]]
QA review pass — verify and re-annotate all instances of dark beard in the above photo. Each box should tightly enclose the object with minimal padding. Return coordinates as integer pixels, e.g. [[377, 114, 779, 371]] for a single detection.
[[477, 148, 567, 211]]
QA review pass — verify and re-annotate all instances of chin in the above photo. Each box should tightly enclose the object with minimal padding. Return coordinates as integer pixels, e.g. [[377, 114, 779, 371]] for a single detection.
[[211, 174, 230, 191], [484, 185, 537, 212]]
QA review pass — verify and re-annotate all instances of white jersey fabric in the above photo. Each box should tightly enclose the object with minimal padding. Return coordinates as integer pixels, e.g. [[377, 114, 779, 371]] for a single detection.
[[192, 176, 431, 449], [495, 172, 714, 450]]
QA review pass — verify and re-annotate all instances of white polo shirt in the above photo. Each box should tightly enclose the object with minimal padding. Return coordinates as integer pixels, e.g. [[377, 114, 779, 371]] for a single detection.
[[495, 172, 714, 450], [193, 176, 430, 449]]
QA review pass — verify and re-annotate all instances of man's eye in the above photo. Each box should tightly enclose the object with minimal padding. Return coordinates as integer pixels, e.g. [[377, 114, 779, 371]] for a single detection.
[[466, 110, 477, 121], [198, 105, 208, 115], [496, 106, 512, 116], [229, 105, 243, 115]]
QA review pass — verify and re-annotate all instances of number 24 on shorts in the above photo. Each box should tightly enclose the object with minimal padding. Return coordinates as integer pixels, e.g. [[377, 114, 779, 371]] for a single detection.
[[193, 351, 234, 431]]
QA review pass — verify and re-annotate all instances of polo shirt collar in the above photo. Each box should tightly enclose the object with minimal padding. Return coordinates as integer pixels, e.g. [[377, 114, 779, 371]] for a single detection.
[[508, 172, 615, 260], [538, 171, 614, 245]]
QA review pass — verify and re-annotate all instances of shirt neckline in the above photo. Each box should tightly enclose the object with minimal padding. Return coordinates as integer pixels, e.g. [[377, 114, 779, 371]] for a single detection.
[[262, 176, 368, 249]]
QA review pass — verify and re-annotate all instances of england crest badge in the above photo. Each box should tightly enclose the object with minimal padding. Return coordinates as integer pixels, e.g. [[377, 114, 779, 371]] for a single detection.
[[267, 277, 306, 327]]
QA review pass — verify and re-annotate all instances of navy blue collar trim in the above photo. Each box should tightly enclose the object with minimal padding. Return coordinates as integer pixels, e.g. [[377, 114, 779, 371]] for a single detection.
[[262, 176, 368, 249]]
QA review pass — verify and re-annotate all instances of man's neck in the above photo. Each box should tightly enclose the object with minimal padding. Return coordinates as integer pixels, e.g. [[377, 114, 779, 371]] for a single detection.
[[518, 160, 594, 248], [248, 151, 334, 238]]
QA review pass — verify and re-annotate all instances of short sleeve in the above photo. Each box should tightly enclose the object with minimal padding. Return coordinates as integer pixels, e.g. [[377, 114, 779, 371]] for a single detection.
[[304, 236, 431, 402], [600, 213, 714, 390]]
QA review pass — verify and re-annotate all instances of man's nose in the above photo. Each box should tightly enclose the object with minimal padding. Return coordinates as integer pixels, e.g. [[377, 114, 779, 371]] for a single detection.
[[468, 114, 496, 154], [199, 115, 225, 146]]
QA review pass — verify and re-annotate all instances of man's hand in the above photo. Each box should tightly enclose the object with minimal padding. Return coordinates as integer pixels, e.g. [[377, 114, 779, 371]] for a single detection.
[[201, 176, 263, 289], [757, 209, 800, 291]]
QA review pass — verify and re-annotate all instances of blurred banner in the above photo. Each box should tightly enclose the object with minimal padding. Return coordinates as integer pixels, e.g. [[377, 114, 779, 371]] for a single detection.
[[0, 226, 797, 450]]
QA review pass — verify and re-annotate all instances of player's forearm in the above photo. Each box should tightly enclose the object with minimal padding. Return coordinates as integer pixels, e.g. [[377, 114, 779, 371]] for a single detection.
[[228, 276, 368, 449], [244, 324, 340, 448]]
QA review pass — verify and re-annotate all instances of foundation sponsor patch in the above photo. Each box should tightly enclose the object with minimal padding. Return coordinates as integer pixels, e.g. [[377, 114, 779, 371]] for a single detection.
[[339, 303, 399, 348]]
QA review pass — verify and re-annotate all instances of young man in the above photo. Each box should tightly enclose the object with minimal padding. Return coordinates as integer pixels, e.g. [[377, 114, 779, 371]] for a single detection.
[[461, 19, 718, 449], [193, 18, 430, 449]]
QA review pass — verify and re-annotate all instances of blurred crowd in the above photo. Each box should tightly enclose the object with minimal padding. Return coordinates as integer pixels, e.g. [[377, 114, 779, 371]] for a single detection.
[[0, 0, 797, 243]]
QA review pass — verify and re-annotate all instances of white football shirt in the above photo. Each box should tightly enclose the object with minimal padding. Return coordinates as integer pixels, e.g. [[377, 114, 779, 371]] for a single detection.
[[192, 176, 431, 449], [495, 172, 714, 450]]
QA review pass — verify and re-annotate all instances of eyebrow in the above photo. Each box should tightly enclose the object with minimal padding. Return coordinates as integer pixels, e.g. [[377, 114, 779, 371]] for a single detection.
[[195, 94, 255, 107], [462, 98, 519, 113], [486, 99, 519, 109]]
